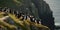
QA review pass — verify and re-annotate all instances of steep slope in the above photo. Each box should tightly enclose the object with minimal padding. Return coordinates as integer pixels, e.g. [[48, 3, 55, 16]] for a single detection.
[[0, 0, 55, 30]]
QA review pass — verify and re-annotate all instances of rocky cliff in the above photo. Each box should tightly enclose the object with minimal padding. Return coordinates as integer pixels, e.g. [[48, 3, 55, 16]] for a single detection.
[[0, 0, 55, 30]]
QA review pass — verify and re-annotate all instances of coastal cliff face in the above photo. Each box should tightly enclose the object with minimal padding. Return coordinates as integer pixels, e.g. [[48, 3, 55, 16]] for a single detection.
[[0, 0, 55, 30]]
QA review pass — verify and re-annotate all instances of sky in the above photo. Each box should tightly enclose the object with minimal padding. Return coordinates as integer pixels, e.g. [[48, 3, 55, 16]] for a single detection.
[[44, 0, 60, 25]]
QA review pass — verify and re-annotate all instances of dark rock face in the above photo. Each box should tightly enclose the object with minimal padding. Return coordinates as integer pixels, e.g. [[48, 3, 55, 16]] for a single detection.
[[32, 0, 55, 30], [0, 0, 55, 30], [28, 0, 55, 30]]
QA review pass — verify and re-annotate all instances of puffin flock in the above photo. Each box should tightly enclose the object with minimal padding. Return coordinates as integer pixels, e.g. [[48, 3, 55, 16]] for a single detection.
[[0, 7, 41, 24]]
